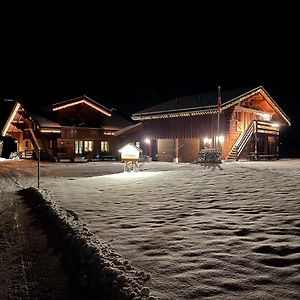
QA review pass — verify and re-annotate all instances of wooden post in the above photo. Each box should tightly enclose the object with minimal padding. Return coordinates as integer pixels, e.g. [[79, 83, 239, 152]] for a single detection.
[[211, 114, 215, 147], [37, 148, 41, 188], [254, 121, 258, 160]]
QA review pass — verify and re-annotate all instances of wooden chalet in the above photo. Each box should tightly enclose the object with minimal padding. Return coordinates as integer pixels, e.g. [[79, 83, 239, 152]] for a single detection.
[[1, 95, 131, 161], [116, 86, 291, 162]]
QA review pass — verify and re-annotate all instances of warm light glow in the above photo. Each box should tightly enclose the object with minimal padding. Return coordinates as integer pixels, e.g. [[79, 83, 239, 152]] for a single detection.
[[2, 102, 21, 136], [118, 143, 141, 160], [259, 113, 271, 121], [104, 131, 115, 135], [104, 171, 162, 179], [217, 135, 224, 143], [52, 99, 111, 116], [144, 138, 151, 144], [271, 123, 280, 128], [203, 137, 212, 145], [40, 129, 61, 133]]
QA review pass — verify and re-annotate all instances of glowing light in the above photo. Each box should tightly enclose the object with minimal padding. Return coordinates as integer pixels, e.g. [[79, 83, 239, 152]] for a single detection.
[[104, 131, 115, 135], [271, 123, 279, 128], [40, 129, 61, 133], [144, 138, 151, 144], [52, 99, 111, 116], [118, 143, 142, 160], [104, 171, 162, 179], [217, 136, 224, 143], [258, 113, 271, 121], [1, 102, 21, 136], [203, 137, 212, 145]]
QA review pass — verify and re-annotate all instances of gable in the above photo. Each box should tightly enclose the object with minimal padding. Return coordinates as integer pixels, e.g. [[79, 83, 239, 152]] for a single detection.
[[51, 96, 111, 117], [132, 86, 291, 126], [1, 102, 62, 137], [50, 96, 112, 128]]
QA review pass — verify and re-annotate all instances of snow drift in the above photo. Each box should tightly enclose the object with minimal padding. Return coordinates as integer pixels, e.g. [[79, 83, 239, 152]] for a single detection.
[[21, 187, 157, 300]]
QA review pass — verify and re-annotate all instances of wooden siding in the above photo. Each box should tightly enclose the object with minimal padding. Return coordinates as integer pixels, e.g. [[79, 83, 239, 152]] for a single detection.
[[146, 115, 215, 139], [157, 139, 175, 162], [61, 127, 102, 140], [179, 138, 200, 162]]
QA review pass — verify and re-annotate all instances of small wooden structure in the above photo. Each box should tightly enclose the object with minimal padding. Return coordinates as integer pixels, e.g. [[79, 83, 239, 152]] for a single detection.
[[118, 143, 142, 172]]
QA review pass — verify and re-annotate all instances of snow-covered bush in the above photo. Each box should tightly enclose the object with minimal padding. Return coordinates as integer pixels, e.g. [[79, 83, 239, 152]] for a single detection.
[[194, 148, 222, 164], [9, 151, 22, 160]]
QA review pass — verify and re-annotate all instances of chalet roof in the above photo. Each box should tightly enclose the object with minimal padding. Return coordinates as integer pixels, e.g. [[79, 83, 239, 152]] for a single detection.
[[0, 100, 15, 134], [29, 112, 61, 129], [132, 86, 291, 126], [100, 111, 132, 131], [114, 122, 144, 137], [133, 87, 256, 116], [1, 96, 132, 137], [49, 95, 112, 116]]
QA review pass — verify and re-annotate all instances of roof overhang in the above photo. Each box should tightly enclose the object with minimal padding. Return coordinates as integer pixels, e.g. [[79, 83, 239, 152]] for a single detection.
[[1, 102, 63, 137], [114, 122, 144, 136], [132, 86, 291, 126], [39, 128, 61, 133], [51, 96, 112, 117], [1, 102, 22, 136]]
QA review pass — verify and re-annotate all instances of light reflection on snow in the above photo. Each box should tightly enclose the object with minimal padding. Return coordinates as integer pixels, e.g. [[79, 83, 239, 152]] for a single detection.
[[103, 171, 162, 179]]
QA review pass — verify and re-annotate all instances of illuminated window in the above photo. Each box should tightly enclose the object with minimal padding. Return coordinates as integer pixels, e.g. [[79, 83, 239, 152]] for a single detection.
[[75, 140, 83, 154], [84, 140, 93, 152], [101, 141, 109, 152], [135, 141, 140, 148]]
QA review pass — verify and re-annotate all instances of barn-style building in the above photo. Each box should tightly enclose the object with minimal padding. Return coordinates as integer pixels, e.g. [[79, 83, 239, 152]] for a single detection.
[[117, 86, 291, 162], [1, 96, 131, 161]]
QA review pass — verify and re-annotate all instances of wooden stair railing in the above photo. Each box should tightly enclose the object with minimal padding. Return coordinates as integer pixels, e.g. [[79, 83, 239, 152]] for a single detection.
[[226, 120, 255, 160]]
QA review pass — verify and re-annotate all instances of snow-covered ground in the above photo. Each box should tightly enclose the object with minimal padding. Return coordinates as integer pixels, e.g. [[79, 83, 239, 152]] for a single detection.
[[1, 159, 300, 299]]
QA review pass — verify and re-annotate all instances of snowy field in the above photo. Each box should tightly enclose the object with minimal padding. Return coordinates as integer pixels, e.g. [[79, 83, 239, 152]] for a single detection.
[[1, 159, 300, 299]]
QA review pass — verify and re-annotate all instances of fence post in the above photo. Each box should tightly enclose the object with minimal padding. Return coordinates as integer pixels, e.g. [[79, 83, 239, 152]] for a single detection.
[[38, 149, 41, 188]]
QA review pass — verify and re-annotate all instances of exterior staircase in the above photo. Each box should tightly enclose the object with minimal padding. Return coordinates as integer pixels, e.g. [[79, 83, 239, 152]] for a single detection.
[[226, 120, 279, 161], [226, 146, 237, 160], [226, 120, 255, 161], [25, 129, 54, 161]]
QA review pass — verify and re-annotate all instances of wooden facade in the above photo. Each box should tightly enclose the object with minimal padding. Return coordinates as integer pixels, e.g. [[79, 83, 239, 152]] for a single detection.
[[1, 96, 131, 161], [117, 86, 291, 162]]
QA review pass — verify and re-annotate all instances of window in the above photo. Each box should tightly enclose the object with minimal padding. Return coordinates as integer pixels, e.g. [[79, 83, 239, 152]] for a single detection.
[[84, 141, 93, 152], [135, 141, 140, 148], [75, 140, 83, 154], [101, 141, 109, 152]]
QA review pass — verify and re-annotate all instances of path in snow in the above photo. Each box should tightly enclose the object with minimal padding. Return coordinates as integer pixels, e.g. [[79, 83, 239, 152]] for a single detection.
[[0, 160, 76, 299]]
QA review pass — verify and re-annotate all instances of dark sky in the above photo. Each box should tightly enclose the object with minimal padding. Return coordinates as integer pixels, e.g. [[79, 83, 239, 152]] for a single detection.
[[0, 3, 299, 155]]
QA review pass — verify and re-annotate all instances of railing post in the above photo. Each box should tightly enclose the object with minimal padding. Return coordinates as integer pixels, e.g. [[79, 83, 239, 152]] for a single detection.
[[37, 148, 41, 188]]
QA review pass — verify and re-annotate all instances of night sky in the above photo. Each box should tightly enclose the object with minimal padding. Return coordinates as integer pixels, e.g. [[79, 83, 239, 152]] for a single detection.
[[1, 3, 299, 156]]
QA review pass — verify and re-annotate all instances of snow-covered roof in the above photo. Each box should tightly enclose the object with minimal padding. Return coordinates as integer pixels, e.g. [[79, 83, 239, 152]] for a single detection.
[[29, 112, 61, 129], [132, 86, 291, 126]]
